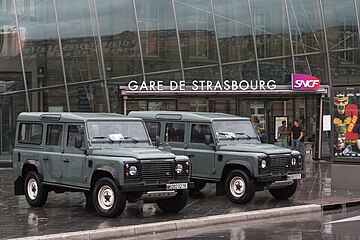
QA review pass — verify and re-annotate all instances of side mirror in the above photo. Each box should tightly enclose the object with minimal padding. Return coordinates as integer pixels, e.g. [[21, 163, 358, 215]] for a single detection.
[[155, 135, 160, 147], [75, 136, 83, 149], [205, 134, 211, 145]]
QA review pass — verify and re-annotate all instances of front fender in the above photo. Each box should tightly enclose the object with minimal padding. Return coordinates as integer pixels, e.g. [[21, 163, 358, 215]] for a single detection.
[[224, 159, 255, 177], [93, 165, 121, 187], [24, 159, 43, 180]]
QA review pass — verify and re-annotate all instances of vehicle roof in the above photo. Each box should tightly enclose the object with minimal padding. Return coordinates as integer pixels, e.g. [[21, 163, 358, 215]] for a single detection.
[[17, 112, 139, 122], [128, 111, 249, 122]]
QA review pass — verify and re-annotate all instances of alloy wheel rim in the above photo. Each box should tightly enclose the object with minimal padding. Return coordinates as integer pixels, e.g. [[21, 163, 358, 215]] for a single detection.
[[230, 176, 246, 197], [98, 185, 115, 210], [27, 179, 38, 200]]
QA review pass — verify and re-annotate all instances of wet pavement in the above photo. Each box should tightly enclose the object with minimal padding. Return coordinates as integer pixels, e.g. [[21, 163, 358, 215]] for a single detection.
[[1, 154, 360, 239]]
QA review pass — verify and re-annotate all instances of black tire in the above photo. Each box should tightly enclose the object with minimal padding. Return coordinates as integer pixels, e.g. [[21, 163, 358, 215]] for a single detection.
[[157, 190, 189, 213], [190, 180, 207, 194], [24, 171, 48, 207], [269, 180, 298, 199], [92, 177, 126, 218], [225, 170, 255, 204]]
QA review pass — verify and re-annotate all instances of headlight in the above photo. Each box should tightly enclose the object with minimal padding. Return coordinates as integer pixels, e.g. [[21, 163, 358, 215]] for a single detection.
[[291, 158, 297, 166], [129, 166, 137, 176], [175, 164, 183, 174], [261, 160, 267, 168]]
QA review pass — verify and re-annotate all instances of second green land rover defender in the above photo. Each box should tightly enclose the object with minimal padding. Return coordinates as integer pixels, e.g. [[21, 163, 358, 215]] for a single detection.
[[128, 111, 304, 204]]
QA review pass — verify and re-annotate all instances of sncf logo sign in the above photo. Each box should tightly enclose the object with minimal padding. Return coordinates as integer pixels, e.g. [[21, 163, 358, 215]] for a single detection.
[[291, 74, 320, 91]]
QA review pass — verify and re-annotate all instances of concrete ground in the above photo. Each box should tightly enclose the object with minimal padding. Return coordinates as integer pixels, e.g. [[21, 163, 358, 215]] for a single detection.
[[1, 154, 360, 239]]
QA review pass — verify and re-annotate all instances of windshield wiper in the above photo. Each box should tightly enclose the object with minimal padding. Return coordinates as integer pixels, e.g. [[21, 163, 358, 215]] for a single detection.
[[217, 132, 235, 140], [235, 132, 251, 139], [123, 136, 139, 143], [91, 136, 114, 143]]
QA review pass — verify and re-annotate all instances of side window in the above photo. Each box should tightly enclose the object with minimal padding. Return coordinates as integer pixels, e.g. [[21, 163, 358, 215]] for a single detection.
[[18, 123, 43, 145], [145, 122, 160, 142], [165, 123, 185, 142], [190, 124, 213, 144], [46, 125, 63, 146], [67, 124, 84, 148]]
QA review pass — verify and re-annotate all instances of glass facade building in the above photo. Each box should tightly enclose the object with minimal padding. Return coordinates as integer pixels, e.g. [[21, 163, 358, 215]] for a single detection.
[[0, 0, 360, 164]]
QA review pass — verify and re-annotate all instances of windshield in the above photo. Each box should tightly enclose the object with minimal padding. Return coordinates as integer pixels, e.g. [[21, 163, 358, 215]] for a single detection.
[[213, 120, 258, 141], [87, 121, 149, 143]]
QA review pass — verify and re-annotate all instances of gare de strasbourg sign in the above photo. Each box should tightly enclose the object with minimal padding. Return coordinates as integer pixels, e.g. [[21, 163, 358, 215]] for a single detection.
[[126, 74, 320, 92]]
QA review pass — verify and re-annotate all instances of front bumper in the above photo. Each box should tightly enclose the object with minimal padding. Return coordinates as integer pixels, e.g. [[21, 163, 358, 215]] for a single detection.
[[256, 172, 305, 183], [122, 181, 194, 192]]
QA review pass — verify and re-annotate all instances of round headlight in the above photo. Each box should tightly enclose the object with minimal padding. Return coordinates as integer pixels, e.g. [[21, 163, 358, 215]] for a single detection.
[[129, 166, 138, 176], [291, 158, 297, 166], [261, 160, 267, 169], [175, 164, 183, 174]]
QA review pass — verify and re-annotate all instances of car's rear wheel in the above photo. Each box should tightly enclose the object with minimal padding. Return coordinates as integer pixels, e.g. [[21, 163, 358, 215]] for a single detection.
[[157, 190, 188, 213], [225, 170, 255, 204], [269, 180, 298, 199], [24, 171, 48, 207], [93, 177, 126, 218]]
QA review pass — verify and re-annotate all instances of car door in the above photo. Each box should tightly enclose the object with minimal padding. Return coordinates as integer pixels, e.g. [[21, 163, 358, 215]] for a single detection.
[[185, 123, 216, 178], [42, 124, 63, 183], [163, 122, 187, 156], [61, 124, 86, 187]]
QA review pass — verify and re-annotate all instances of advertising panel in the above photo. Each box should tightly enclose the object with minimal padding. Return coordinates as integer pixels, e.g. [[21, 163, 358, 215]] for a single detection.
[[333, 88, 360, 158]]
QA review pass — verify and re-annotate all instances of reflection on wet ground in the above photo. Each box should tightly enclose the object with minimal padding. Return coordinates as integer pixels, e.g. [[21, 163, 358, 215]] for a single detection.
[[1, 155, 360, 239]]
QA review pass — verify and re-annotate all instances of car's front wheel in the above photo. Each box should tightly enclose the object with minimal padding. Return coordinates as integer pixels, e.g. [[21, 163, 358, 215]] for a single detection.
[[225, 170, 255, 204], [157, 190, 188, 213], [269, 180, 298, 199], [93, 177, 126, 218], [24, 171, 48, 207]]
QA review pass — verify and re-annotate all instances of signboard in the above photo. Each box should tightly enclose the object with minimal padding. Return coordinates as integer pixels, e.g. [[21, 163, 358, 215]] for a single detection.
[[291, 74, 320, 91], [333, 89, 360, 158], [323, 115, 331, 131]]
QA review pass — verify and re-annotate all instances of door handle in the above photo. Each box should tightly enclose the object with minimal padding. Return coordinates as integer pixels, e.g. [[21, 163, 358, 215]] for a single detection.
[[43, 157, 49, 161], [63, 159, 70, 163]]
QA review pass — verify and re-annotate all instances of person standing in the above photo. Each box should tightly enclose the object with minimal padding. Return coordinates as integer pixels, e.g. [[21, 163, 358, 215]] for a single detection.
[[277, 120, 288, 147], [291, 120, 303, 151]]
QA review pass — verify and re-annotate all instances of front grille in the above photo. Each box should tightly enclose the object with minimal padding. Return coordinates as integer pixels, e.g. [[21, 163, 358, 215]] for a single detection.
[[270, 156, 291, 173], [141, 161, 174, 181]]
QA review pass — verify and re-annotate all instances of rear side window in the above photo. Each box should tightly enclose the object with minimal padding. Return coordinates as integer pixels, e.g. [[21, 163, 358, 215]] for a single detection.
[[46, 125, 63, 146], [190, 124, 213, 144], [145, 122, 160, 141], [18, 123, 43, 145], [165, 123, 185, 142]]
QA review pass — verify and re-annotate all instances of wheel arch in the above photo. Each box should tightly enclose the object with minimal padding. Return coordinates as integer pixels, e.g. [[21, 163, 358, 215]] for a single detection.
[[90, 165, 120, 189], [216, 160, 255, 196]]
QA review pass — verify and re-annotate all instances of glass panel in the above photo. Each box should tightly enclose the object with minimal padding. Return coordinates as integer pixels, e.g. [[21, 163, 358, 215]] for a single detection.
[[16, 0, 64, 88], [135, 0, 181, 72], [259, 58, 293, 85], [190, 124, 213, 143], [239, 100, 266, 140], [250, 0, 291, 58], [46, 125, 63, 146], [178, 98, 208, 112], [96, 0, 142, 79], [214, 0, 255, 63], [184, 66, 220, 87], [175, 0, 218, 67], [41, 87, 68, 112], [145, 122, 160, 141], [288, 0, 325, 54], [222, 62, 257, 81], [294, 54, 327, 83], [208, 98, 236, 114], [323, 0, 359, 51], [330, 50, 360, 86], [56, 0, 101, 83], [67, 82, 106, 112], [145, 71, 183, 87]]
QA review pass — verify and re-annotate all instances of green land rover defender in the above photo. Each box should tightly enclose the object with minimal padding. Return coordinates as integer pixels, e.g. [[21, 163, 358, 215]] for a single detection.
[[13, 112, 191, 218], [128, 111, 304, 204]]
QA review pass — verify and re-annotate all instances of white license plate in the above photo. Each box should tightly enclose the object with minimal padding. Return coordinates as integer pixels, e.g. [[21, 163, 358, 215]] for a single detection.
[[166, 183, 188, 190], [287, 174, 302, 180]]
